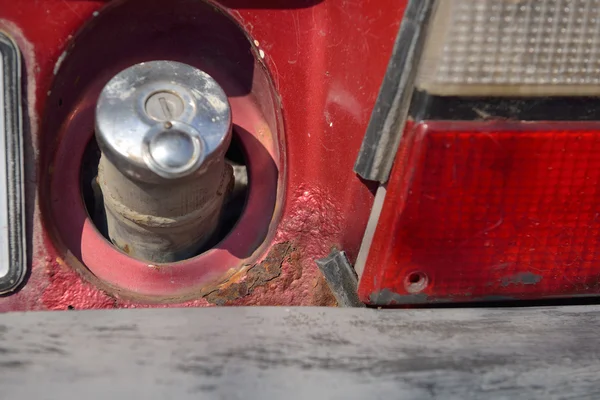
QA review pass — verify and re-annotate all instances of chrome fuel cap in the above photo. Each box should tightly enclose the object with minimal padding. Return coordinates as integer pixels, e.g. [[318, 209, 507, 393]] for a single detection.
[[95, 61, 231, 182], [95, 61, 234, 262]]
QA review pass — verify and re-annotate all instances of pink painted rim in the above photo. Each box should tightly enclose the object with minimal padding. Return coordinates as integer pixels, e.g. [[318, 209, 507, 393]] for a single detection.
[[50, 92, 280, 298]]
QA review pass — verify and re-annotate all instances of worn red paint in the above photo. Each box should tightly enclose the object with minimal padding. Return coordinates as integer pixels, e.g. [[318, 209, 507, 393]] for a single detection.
[[0, 0, 405, 310], [41, 257, 116, 310], [50, 91, 280, 298], [231, 185, 345, 306], [360, 121, 600, 305]]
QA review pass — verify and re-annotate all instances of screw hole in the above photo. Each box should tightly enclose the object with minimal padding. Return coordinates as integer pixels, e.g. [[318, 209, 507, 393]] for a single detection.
[[58, 98, 63, 107], [404, 271, 428, 293]]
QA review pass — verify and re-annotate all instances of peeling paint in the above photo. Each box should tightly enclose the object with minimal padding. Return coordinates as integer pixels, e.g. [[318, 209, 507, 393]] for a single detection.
[[201, 242, 293, 305], [204, 186, 344, 307], [500, 272, 542, 287]]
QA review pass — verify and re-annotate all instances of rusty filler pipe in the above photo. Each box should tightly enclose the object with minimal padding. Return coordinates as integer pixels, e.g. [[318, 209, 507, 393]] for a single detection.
[[95, 61, 233, 263]]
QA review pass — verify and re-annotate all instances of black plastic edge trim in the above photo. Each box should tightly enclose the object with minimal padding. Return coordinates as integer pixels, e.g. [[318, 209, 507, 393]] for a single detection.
[[353, 0, 435, 183], [411, 90, 600, 122], [316, 250, 364, 308]]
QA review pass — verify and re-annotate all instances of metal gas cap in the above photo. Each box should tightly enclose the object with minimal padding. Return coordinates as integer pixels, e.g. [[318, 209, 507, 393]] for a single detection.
[[96, 61, 231, 181], [95, 61, 233, 263]]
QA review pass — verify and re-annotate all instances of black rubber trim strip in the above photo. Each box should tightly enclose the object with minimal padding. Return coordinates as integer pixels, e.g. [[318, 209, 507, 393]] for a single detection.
[[316, 249, 364, 307], [354, 0, 435, 183], [0, 32, 26, 294], [411, 90, 600, 122]]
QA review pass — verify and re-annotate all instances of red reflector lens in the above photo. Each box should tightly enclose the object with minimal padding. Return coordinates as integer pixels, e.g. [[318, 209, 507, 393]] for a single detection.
[[359, 122, 600, 305]]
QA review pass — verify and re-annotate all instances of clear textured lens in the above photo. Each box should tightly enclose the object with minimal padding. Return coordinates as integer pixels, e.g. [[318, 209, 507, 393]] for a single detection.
[[417, 0, 600, 96]]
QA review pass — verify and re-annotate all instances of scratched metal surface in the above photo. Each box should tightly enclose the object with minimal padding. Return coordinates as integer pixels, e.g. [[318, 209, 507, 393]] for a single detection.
[[0, 306, 598, 399]]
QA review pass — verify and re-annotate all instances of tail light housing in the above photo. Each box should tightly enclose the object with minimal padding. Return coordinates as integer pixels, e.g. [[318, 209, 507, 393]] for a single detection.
[[361, 121, 600, 304], [358, 0, 600, 305]]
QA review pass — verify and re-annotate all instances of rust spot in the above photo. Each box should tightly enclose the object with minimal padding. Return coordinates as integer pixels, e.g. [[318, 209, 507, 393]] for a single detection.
[[280, 246, 303, 291], [202, 242, 293, 305], [311, 273, 337, 307], [122, 244, 130, 254]]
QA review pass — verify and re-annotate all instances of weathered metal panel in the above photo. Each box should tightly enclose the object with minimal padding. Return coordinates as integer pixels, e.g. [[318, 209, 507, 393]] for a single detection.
[[0, 0, 405, 309]]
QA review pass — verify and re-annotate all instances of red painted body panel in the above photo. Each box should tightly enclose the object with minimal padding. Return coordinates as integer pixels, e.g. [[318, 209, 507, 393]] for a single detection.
[[360, 121, 600, 305], [0, 0, 404, 310]]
